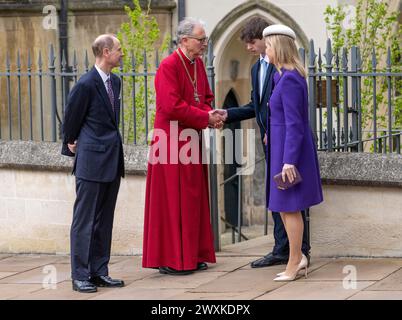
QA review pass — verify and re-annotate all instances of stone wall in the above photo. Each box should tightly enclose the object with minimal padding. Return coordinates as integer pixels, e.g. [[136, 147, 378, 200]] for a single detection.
[[0, 1, 175, 64], [0, 141, 401, 257], [0, 0, 175, 141], [0, 169, 146, 255], [310, 152, 402, 257], [0, 141, 148, 255], [311, 184, 402, 257]]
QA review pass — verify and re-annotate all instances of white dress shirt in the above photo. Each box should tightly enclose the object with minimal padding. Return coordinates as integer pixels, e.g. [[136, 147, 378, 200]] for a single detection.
[[259, 55, 270, 100], [95, 64, 111, 91]]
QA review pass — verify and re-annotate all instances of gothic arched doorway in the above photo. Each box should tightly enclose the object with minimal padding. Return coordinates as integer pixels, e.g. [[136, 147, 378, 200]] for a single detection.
[[222, 89, 241, 227]]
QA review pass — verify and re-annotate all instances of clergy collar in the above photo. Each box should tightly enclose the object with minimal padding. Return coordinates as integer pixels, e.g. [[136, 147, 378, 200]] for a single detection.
[[178, 47, 195, 64]]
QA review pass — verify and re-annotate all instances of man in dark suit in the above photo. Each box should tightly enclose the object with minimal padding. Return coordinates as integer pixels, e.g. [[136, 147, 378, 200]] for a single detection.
[[62, 34, 125, 293], [218, 17, 310, 268]]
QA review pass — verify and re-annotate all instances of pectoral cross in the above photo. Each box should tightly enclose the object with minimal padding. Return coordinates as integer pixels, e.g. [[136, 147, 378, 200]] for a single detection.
[[194, 92, 200, 103]]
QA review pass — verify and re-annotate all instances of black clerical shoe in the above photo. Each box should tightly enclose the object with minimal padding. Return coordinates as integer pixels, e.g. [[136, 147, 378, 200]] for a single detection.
[[72, 280, 97, 293], [250, 253, 311, 268], [250, 253, 288, 268], [159, 266, 194, 276], [196, 262, 208, 271], [90, 275, 125, 288]]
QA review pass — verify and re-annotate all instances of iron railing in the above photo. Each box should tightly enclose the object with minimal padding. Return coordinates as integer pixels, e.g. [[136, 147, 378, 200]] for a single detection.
[[304, 39, 402, 154], [1, 39, 401, 251], [0, 44, 160, 144], [2, 40, 400, 150], [218, 39, 401, 247]]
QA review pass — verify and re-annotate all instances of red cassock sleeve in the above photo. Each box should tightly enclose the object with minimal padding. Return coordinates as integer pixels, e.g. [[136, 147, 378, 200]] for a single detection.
[[155, 60, 210, 130]]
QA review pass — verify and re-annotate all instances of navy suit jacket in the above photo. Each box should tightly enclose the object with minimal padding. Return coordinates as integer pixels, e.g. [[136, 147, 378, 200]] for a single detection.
[[61, 67, 125, 182], [226, 60, 276, 143]]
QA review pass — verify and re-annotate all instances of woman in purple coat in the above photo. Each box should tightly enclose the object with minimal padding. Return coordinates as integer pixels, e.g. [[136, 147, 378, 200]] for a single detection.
[[263, 25, 323, 281]]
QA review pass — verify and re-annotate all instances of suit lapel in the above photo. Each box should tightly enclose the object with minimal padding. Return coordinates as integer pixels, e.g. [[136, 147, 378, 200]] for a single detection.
[[93, 68, 117, 127], [111, 74, 120, 125], [252, 62, 259, 107]]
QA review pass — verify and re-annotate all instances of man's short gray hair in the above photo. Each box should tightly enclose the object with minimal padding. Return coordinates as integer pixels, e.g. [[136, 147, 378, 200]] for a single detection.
[[177, 17, 206, 43], [92, 34, 117, 57]]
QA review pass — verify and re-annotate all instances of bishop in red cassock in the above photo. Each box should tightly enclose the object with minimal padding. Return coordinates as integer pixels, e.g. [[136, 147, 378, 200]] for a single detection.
[[142, 18, 224, 275]]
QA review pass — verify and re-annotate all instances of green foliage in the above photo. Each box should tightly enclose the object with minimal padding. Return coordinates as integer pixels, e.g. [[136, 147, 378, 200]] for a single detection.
[[324, 0, 401, 144], [115, 0, 170, 144], [390, 28, 402, 129]]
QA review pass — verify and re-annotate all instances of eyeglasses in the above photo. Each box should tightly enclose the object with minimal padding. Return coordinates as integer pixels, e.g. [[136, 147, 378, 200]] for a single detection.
[[186, 36, 209, 44]]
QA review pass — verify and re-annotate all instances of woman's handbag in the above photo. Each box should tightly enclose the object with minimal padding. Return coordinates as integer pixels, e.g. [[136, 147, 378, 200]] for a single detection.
[[274, 167, 302, 190]]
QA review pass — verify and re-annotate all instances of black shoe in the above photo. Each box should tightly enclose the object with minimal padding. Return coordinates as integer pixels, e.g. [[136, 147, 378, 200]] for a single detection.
[[250, 253, 288, 268], [196, 262, 208, 271], [72, 280, 97, 293], [159, 266, 194, 276], [90, 275, 125, 288]]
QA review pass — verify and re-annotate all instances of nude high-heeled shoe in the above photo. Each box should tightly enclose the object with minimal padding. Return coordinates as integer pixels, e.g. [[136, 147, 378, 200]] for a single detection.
[[274, 254, 308, 281], [276, 254, 308, 276]]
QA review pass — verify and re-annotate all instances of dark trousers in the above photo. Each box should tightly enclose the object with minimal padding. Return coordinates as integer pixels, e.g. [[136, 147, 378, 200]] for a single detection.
[[271, 210, 310, 257], [70, 176, 121, 280]]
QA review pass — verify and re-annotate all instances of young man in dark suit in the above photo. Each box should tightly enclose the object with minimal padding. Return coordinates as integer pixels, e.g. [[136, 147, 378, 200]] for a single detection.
[[62, 34, 125, 293], [218, 17, 310, 268]]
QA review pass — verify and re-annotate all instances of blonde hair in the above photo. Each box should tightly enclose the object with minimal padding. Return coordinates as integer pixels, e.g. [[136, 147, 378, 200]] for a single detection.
[[265, 35, 306, 78]]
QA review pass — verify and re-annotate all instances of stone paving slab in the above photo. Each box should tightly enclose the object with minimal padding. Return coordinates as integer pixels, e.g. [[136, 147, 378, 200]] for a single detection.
[[362, 268, 402, 291], [107, 256, 158, 284], [205, 256, 261, 272], [239, 257, 333, 272], [110, 255, 139, 264], [0, 264, 71, 284], [191, 268, 286, 294], [221, 236, 274, 256], [303, 258, 402, 281], [0, 272, 18, 280], [240, 264, 285, 272], [0, 284, 43, 300], [1, 243, 402, 300], [348, 290, 402, 300], [130, 271, 226, 290], [91, 286, 188, 300], [0, 255, 63, 272], [40, 255, 70, 264], [169, 290, 266, 300], [53, 255, 131, 265], [215, 252, 259, 257], [256, 281, 375, 300], [11, 281, 99, 300]]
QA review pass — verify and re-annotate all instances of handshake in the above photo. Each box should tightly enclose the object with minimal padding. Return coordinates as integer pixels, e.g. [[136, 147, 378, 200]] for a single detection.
[[208, 109, 228, 129]]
